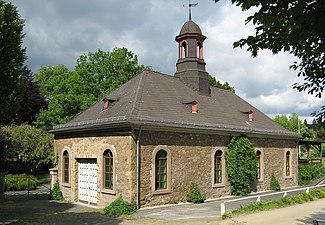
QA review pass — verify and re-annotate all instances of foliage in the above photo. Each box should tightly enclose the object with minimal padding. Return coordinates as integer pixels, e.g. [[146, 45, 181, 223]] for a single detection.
[[269, 175, 281, 191], [0, 0, 27, 124], [298, 164, 325, 186], [225, 136, 257, 196], [222, 189, 325, 219], [13, 70, 48, 124], [213, 0, 325, 121], [51, 181, 64, 201], [274, 113, 316, 140], [34, 65, 92, 130], [186, 183, 206, 204], [208, 74, 235, 93], [316, 127, 325, 142], [35, 48, 150, 130], [103, 196, 137, 216], [171, 198, 178, 204], [1, 124, 54, 171], [5, 173, 38, 191]]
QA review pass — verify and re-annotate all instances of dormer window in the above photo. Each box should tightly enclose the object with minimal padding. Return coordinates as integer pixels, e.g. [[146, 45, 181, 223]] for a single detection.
[[192, 101, 198, 114], [102, 98, 109, 111], [248, 110, 253, 121]]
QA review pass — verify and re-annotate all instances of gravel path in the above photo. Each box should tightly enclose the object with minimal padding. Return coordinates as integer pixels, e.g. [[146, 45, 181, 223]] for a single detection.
[[1, 197, 325, 224]]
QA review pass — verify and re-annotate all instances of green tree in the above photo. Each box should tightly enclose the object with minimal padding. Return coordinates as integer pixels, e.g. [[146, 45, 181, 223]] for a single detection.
[[75, 47, 150, 95], [225, 136, 257, 196], [34, 65, 96, 130], [274, 113, 316, 140], [35, 48, 150, 130], [0, 0, 27, 124], [13, 70, 48, 124], [1, 124, 54, 172], [214, 0, 325, 119], [208, 74, 235, 93]]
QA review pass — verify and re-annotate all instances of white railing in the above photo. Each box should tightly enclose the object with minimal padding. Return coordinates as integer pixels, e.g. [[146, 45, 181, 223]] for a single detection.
[[220, 184, 325, 216]]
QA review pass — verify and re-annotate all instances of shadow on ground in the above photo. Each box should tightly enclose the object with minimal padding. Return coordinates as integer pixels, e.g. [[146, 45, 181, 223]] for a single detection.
[[0, 198, 123, 225], [296, 206, 325, 225]]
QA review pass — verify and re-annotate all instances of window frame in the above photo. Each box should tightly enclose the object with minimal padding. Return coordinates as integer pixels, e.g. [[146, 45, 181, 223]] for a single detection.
[[179, 40, 188, 59], [284, 150, 292, 178], [256, 150, 264, 181], [62, 149, 70, 186], [152, 146, 171, 194], [101, 146, 116, 194], [211, 148, 226, 187]]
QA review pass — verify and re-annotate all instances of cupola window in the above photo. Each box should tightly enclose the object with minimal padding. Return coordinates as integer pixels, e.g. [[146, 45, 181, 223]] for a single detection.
[[197, 41, 203, 59], [180, 41, 188, 59]]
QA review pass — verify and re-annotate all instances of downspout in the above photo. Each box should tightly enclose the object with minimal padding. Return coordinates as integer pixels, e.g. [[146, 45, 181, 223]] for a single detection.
[[136, 126, 142, 209], [296, 139, 300, 186]]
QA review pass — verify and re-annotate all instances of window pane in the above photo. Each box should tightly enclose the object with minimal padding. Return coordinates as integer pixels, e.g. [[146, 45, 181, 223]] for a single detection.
[[215, 150, 222, 184], [286, 152, 290, 176], [256, 151, 261, 179], [104, 150, 113, 190], [63, 153, 69, 183], [155, 150, 168, 190]]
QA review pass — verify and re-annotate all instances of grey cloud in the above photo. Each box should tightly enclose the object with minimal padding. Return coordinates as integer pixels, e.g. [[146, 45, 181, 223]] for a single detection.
[[8, 0, 324, 118]]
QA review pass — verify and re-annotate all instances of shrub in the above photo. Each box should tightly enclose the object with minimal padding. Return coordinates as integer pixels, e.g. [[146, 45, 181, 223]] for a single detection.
[[310, 189, 325, 199], [225, 136, 258, 196], [186, 183, 206, 204], [104, 196, 137, 216], [5, 174, 38, 191], [51, 181, 64, 200], [298, 164, 325, 186], [270, 175, 281, 191]]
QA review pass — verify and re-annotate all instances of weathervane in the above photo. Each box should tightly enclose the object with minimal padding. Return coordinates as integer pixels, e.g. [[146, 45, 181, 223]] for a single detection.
[[184, 0, 198, 20]]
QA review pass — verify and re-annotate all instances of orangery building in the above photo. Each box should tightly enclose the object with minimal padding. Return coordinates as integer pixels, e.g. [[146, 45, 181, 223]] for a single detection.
[[51, 18, 300, 208]]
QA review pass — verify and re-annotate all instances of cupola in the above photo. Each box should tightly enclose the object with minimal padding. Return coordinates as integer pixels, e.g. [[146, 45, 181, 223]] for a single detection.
[[175, 19, 210, 96]]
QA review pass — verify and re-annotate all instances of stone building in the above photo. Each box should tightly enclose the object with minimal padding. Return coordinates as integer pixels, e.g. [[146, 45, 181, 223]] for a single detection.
[[51, 19, 300, 208]]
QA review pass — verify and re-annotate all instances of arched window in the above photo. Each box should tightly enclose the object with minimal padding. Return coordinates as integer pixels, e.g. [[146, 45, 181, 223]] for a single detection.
[[63, 150, 69, 184], [214, 150, 223, 184], [256, 150, 261, 180], [285, 151, 291, 176], [180, 41, 188, 59], [155, 150, 167, 190], [104, 149, 113, 190], [197, 41, 203, 59]]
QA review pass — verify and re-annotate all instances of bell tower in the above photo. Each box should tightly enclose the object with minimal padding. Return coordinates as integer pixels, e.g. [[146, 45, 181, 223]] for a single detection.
[[175, 19, 210, 95]]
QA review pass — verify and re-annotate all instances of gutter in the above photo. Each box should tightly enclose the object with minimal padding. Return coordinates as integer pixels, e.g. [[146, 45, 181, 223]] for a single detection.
[[136, 126, 142, 209]]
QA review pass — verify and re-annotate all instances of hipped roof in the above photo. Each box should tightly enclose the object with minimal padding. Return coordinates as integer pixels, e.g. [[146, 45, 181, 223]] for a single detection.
[[51, 71, 299, 139]]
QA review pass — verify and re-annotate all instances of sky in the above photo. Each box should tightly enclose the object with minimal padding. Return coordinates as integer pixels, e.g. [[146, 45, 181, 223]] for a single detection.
[[8, 0, 325, 123]]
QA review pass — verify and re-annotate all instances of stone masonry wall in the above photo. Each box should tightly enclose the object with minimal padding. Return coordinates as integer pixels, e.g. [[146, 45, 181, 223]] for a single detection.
[[54, 134, 136, 208], [53, 129, 298, 208], [139, 131, 298, 207]]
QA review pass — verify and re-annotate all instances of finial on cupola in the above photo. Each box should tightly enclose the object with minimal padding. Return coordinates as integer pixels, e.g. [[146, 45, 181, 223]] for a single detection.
[[184, 0, 198, 21]]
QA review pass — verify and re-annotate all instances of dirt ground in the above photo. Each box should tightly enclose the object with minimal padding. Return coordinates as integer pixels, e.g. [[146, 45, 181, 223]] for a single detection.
[[1, 198, 325, 224]]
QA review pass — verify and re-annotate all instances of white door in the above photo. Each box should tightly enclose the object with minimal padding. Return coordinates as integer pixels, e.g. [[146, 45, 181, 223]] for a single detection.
[[78, 159, 98, 204]]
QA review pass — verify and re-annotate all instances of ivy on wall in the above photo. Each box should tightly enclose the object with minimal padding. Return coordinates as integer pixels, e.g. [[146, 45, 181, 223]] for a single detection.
[[225, 136, 258, 196]]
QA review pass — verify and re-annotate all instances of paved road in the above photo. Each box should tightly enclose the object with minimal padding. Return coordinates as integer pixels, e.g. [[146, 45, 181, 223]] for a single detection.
[[137, 186, 323, 220]]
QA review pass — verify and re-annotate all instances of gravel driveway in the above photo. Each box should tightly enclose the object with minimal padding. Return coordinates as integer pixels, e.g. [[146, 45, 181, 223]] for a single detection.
[[2, 197, 325, 225]]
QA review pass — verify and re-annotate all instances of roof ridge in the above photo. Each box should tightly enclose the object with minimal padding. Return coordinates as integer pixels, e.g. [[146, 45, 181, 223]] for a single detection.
[[129, 71, 147, 120]]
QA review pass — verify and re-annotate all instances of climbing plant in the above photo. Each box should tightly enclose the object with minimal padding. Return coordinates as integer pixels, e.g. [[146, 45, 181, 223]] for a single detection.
[[225, 136, 258, 196]]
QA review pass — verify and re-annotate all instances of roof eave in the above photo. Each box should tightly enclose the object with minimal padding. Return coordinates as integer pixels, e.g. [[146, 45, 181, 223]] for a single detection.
[[50, 119, 300, 140]]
